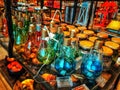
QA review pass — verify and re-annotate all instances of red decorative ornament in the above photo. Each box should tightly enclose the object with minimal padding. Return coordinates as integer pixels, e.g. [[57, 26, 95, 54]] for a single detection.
[[94, 0, 118, 28]]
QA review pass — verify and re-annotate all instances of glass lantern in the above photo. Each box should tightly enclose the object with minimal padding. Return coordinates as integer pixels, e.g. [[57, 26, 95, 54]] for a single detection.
[[54, 38, 76, 76], [81, 50, 103, 81]]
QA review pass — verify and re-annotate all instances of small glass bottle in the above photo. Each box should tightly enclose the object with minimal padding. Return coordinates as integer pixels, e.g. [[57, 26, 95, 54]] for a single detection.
[[50, 20, 55, 28], [70, 29, 81, 58], [37, 28, 55, 65], [22, 15, 30, 43], [34, 10, 42, 48], [55, 38, 76, 76], [17, 12, 22, 22], [35, 10, 41, 24], [56, 26, 64, 47], [24, 24, 35, 57], [24, 15, 30, 33], [14, 21, 23, 45], [48, 27, 64, 53], [30, 17, 36, 26], [63, 38, 76, 59], [34, 24, 42, 48]]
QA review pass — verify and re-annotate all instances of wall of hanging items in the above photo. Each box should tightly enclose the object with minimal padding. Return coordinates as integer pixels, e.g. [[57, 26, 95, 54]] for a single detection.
[[0, 0, 120, 90]]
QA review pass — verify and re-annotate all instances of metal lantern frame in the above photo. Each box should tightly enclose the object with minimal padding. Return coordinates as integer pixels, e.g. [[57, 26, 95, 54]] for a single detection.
[[76, 1, 91, 26]]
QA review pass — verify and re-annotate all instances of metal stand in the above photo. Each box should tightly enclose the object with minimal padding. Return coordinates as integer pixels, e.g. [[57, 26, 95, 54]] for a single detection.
[[4, 0, 14, 58], [60, 0, 62, 12], [41, 0, 44, 9], [72, 0, 78, 24]]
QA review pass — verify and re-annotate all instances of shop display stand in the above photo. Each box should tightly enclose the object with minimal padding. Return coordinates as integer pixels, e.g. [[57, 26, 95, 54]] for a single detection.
[[0, 29, 120, 90], [1, 36, 120, 90], [4, 0, 14, 58], [1, 0, 120, 90]]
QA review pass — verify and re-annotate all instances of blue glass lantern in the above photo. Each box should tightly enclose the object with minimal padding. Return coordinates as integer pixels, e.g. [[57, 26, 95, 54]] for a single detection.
[[81, 50, 103, 80]]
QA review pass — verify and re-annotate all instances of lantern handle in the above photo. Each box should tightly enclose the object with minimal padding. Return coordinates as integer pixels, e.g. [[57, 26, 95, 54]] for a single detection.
[[51, 10, 62, 22]]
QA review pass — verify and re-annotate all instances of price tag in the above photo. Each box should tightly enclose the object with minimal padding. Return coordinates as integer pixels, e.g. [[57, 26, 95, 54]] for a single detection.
[[96, 75, 107, 88], [75, 56, 82, 70], [57, 76, 73, 88]]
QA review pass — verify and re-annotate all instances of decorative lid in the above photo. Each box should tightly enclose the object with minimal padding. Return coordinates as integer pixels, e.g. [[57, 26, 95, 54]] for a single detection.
[[77, 26, 87, 31], [76, 33, 87, 39], [69, 28, 79, 33], [29, 24, 35, 33], [41, 29, 48, 38], [30, 17, 35, 23], [83, 30, 94, 35], [63, 31, 70, 37], [50, 20, 55, 28], [79, 40, 94, 49], [89, 36, 98, 42], [111, 37, 120, 44], [70, 29, 76, 38], [100, 46, 113, 56], [97, 32, 108, 39], [66, 25, 75, 30], [64, 38, 71, 46], [71, 38, 77, 43], [94, 40, 104, 50], [105, 41, 119, 50], [57, 27, 63, 34]]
